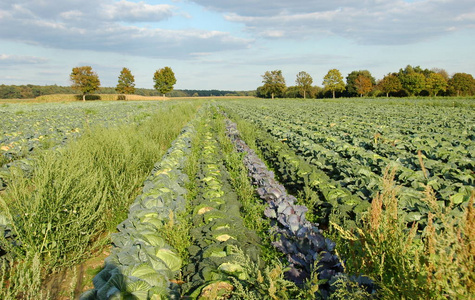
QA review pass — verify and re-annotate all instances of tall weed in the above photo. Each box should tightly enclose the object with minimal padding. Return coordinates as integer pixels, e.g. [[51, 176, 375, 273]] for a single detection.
[[331, 168, 475, 299]]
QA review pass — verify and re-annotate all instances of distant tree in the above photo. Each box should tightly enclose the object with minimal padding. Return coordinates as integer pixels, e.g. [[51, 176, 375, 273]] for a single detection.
[[70, 66, 100, 101], [116, 67, 135, 100], [309, 86, 322, 98], [426, 73, 448, 96], [20, 86, 34, 99], [346, 70, 376, 96], [398, 65, 434, 96], [153, 67, 177, 97], [405, 73, 426, 96], [262, 70, 286, 99], [354, 74, 373, 97], [295, 71, 313, 99], [431, 68, 449, 81], [322, 69, 345, 98], [377, 74, 402, 97], [448, 73, 475, 96], [285, 86, 301, 98]]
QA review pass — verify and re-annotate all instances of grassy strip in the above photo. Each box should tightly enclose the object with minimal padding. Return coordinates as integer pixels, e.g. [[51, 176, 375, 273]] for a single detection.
[[212, 109, 279, 263], [0, 101, 200, 298]]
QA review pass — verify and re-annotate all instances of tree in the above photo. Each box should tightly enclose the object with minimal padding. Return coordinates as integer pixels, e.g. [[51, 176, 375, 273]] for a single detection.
[[116, 67, 135, 100], [399, 72, 426, 96], [426, 73, 447, 96], [431, 68, 449, 81], [448, 73, 475, 96], [377, 74, 402, 97], [354, 74, 373, 97], [70, 66, 100, 101], [295, 71, 313, 99], [262, 70, 286, 99], [322, 69, 345, 98], [285, 86, 301, 98], [153, 67, 177, 97], [398, 65, 431, 96], [346, 70, 375, 96]]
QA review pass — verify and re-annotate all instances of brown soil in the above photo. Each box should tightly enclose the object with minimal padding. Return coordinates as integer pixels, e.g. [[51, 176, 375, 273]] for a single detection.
[[43, 246, 111, 300]]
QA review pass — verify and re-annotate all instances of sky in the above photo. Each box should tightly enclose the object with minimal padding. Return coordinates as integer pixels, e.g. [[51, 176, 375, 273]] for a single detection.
[[0, 0, 474, 90]]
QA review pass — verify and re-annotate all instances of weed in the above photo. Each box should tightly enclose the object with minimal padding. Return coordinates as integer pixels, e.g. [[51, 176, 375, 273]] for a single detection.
[[331, 168, 475, 299]]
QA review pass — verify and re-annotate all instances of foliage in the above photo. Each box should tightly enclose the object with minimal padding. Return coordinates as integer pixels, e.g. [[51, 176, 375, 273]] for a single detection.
[[322, 69, 345, 98], [261, 70, 287, 99], [0, 84, 255, 100], [70, 66, 101, 101], [153, 66, 177, 96], [354, 75, 373, 97], [448, 73, 475, 96], [0, 101, 170, 172], [115, 67, 135, 99], [399, 71, 426, 96], [295, 71, 313, 99], [425, 73, 447, 97], [225, 114, 344, 297], [377, 74, 402, 97], [2, 98, 474, 298], [346, 70, 375, 97]]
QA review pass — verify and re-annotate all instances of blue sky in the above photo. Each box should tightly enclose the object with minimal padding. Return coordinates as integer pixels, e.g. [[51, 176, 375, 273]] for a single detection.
[[0, 0, 474, 90]]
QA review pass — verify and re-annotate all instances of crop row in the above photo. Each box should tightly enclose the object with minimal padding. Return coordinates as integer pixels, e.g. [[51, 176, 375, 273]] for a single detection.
[[220, 100, 474, 229], [180, 115, 262, 298], [224, 117, 347, 296]]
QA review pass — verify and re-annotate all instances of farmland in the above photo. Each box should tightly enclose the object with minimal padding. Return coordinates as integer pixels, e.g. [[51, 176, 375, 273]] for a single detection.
[[0, 98, 474, 299]]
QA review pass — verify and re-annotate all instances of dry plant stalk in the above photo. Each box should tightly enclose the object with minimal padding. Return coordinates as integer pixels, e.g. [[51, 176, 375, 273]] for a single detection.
[[369, 192, 382, 232], [418, 150, 429, 180], [380, 167, 399, 222], [464, 192, 475, 258]]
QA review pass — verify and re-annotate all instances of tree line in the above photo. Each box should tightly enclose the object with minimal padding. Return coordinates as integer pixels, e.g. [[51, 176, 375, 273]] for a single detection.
[[0, 66, 254, 100], [257, 66, 475, 99], [0, 84, 253, 99]]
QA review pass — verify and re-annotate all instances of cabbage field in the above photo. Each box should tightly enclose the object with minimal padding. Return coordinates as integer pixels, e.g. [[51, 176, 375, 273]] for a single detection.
[[0, 98, 474, 299]]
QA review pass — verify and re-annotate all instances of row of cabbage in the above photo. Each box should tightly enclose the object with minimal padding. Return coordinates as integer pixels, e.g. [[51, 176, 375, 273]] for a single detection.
[[180, 116, 262, 298], [219, 100, 474, 231]]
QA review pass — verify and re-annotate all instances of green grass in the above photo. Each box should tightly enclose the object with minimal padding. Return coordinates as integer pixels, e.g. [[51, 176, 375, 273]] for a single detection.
[[0, 101, 200, 298]]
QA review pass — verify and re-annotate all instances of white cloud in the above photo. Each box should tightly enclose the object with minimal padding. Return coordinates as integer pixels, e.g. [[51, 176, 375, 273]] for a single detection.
[[193, 0, 475, 45], [102, 0, 175, 22], [0, 0, 251, 58], [0, 54, 48, 65], [59, 10, 84, 20]]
